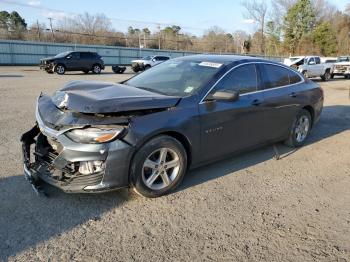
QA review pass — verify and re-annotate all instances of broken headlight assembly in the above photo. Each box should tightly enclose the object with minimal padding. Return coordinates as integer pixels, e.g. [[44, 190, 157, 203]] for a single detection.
[[65, 127, 125, 144]]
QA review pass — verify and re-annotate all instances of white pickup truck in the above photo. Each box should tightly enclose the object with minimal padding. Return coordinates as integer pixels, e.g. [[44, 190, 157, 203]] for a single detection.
[[332, 56, 350, 79], [284, 56, 334, 81]]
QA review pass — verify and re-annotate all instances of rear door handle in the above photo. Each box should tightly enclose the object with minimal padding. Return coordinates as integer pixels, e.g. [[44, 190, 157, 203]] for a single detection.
[[251, 99, 262, 106], [290, 92, 297, 98]]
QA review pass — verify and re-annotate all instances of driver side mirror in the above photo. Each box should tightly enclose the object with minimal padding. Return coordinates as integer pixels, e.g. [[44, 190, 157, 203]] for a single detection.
[[308, 60, 315, 65], [206, 90, 239, 102], [151, 58, 156, 62], [66, 55, 72, 60]]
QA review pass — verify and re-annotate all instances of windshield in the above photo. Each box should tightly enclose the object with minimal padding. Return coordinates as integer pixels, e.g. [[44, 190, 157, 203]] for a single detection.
[[125, 59, 223, 96], [54, 51, 71, 58], [290, 57, 303, 62], [337, 57, 350, 62], [141, 56, 152, 60]]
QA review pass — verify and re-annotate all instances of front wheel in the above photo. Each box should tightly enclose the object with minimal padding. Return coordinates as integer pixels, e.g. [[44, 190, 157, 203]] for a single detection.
[[131, 136, 187, 198], [284, 109, 312, 148], [302, 71, 308, 78], [83, 70, 89, 74], [321, 70, 331, 81], [55, 64, 65, 75]]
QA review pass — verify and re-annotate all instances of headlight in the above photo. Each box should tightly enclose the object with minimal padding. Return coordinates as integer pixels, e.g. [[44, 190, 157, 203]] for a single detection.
[[65, 127, 125, 144]]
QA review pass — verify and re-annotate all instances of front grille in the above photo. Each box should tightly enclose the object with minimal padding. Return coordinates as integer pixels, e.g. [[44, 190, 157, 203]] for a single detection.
[[62, 172, 103, 187], [34, 133, 103, 187], [335, 65, 349, 71]]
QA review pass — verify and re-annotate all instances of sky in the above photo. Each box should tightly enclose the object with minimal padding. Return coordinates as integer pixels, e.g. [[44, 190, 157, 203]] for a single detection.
[[0, 0, 348, 36]]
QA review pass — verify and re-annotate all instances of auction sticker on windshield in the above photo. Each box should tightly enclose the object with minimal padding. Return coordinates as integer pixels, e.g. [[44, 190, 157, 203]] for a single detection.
[[198, 62, 223, 68]]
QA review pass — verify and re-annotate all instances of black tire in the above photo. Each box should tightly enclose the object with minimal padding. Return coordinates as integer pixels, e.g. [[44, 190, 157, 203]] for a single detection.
[[302, 71, 308, 78], [321, 69, 331, 81], [92, 64, 102, 74], [46, 70, 54, 74], [55, 64, 66, 75], [144, 65, 151, 70], [83, 70, 89, 74], [130, 135, 187, 198], [330, 74, 334, 79], [132, 67, 139, 73], [284, 109, 312, 148]]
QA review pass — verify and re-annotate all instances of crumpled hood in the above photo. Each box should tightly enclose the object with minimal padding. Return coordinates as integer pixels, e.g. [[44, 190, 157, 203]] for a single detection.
[[131, 59, 147, 64], [51, 80, 181, 114], [41, 56, 56, 61]]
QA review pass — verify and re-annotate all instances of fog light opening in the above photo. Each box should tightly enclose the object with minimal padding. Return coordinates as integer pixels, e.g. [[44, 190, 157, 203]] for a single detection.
[[79, 161, 105, 175]]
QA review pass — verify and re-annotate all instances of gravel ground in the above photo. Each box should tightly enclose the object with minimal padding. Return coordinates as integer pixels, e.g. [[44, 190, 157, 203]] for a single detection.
[[0, 66, 349, 262]]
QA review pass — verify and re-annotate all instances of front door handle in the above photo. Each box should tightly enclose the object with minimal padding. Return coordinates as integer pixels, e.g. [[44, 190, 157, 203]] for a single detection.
[[290, 92, 297, 98], [251, 99, 262, 106]]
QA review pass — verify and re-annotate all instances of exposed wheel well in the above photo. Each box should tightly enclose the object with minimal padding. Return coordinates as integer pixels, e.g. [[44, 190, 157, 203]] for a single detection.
[[302, 105, 314, 126], [161, 131, 192, 168], [133, 131, 192, 170], [92, 63, 102, 68]]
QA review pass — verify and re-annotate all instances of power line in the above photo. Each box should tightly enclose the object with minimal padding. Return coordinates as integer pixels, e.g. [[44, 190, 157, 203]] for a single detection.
[[0, 0, 208, 32]]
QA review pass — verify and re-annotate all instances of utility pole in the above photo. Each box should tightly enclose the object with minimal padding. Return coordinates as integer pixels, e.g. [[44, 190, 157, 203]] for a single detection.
[[157, 24, 161, 50], [48, 17, 55, 42], [36, 20, 41, 41]]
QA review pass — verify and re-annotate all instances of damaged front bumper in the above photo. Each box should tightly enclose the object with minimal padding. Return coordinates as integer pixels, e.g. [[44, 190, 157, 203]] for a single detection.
[[20, 119, 134, 193]]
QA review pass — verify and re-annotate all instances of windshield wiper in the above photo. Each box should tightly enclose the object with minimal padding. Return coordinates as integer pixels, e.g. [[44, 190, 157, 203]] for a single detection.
[[134, 86, 169, 96]]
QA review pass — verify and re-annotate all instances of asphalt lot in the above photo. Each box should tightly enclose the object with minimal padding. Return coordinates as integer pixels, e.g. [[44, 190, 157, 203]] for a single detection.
[[0, 66, 349, 262]]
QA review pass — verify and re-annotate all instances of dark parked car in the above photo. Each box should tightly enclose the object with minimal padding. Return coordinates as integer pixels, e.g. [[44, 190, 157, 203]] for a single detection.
[[22, 55, 323, 198], [40, 51, 105, 75]]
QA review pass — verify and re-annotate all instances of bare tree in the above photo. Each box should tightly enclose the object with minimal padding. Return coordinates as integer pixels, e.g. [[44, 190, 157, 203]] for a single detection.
[[346, 3, 350, 13], [241, 0, 268, 54]]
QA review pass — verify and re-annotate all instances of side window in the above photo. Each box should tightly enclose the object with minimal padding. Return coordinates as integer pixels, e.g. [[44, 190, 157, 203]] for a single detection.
[[80, 53, 91, 59], [214, 64, 257, 94], [315, 57, 321, 64], [160, 56, 169, 61], [71, 52, 80, 59], [259, 64, 290, 89], [289, 70, 302, 84]]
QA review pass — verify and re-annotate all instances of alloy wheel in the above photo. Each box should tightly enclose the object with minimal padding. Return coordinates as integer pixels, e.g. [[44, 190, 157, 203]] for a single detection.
[[295, 115, 310, 143], [93, 65, 101, 74], [56, 65, 65, 74], [142, 147, 181, 190]]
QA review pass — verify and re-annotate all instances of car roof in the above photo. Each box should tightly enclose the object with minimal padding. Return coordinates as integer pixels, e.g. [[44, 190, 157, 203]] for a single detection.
[[176, 54, 275, 65]]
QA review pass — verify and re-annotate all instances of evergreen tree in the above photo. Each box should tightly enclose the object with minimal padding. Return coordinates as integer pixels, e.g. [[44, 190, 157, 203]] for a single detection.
[[313, 22, 337, 56], [283, 0, 316, 54]]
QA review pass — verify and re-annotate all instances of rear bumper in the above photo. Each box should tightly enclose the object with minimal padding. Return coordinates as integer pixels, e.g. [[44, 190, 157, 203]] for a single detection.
[[21, 125, 134, 193]]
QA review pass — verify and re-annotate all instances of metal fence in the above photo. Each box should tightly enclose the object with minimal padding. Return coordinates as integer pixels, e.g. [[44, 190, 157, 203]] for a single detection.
[[0, 39, 285, 66]]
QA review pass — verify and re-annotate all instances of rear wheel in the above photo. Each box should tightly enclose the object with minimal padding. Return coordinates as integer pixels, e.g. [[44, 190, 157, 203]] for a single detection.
[[285, 109, 312, 148], [92, 64, 102, 74], [131, 135, 187, 198], [55, 64, 65, 75]]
